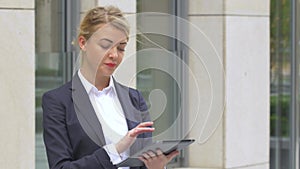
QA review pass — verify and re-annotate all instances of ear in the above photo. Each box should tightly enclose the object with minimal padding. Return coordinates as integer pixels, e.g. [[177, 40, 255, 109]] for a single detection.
[[78, 36, 87, 51]]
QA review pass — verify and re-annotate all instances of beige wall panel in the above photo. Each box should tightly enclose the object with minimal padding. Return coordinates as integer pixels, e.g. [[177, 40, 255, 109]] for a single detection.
[[225, 0, 269, 16], [188, 16, 224, 168], [0, 9, 34, 169], [225, 16, 269, 168], [189, 0, 224, 15]]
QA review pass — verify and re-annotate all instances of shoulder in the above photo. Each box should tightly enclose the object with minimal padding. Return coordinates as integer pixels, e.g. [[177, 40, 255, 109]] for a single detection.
[[114, 80, 147, 109], [42, 81, 72, 103], [114, 80, 141, 98], [114, 81, 149, 118]]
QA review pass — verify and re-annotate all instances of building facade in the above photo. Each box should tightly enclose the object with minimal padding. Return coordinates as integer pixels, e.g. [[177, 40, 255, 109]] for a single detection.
[[1, 0, 299, 169]]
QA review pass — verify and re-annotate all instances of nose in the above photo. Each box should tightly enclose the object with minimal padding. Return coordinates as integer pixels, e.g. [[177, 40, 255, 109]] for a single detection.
[[108, 46, 118, 59]]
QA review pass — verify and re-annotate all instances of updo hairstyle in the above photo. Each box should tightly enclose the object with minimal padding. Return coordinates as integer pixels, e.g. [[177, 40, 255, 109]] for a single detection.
[[77, 6, 130, 42]]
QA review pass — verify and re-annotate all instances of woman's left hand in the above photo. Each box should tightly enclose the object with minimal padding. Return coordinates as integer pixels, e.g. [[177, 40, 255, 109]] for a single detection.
[[139, 149, 179, 169]]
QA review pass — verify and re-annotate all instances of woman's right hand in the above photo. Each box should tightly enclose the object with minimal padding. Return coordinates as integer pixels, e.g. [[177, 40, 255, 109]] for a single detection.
[[139, 149, 180, 169], [115, 121, 154, 154]]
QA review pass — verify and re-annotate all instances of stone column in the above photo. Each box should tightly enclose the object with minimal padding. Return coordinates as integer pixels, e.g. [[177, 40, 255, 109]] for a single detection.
[[0, 0, 35, 169], [224, 1, 270, 168], [186, 0, 270, 169]]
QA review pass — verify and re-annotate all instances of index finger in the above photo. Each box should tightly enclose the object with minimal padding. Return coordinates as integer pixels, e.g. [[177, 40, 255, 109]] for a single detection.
[[137, 121, 153, 127]]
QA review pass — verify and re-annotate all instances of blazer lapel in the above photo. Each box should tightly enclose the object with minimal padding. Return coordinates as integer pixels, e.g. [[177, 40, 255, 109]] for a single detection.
[[113, 79, 144, 155], [71, 74, 145, 154], [71, 73, 106, 147]]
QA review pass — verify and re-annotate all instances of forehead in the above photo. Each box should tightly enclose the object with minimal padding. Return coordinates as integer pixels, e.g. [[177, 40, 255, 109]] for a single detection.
[[90, 23, 128, 43]]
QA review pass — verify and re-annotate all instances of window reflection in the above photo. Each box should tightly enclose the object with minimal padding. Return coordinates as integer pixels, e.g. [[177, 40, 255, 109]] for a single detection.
[[270, 0, 292, 168], [35, 0, 65, 168]]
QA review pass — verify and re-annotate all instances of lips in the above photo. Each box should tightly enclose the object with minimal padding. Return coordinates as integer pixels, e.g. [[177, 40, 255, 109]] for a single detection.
[[105, 63, 117, 68]]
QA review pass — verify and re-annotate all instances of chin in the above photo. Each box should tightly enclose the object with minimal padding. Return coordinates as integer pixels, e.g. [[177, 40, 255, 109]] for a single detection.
[[97, 68, 114, 77], [103, 72, 114, 77]]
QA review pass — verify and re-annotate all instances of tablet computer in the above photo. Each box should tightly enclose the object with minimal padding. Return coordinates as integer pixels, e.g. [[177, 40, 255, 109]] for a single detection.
[[115, 139, 195, 167]]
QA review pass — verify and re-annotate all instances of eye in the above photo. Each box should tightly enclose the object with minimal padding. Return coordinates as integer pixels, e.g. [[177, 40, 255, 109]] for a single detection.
[[117, 43, 126, 52], [117, 47, 125, 52], [98, 41, 112, 49]]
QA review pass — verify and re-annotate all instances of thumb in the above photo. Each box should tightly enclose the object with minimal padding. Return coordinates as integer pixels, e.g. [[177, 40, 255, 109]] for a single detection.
[[166, 150, 180, 161]]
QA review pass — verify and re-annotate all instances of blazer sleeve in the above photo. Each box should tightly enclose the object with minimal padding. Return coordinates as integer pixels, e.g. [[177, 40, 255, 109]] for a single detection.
[[42, 91, 117, 169], [128, 89, 152, 169], [128, 88, 152, 139]]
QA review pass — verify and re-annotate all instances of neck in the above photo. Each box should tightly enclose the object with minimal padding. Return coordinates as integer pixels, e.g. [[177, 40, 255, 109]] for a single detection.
[[95, 74, 110, 91], [80, 68, 110, 91]]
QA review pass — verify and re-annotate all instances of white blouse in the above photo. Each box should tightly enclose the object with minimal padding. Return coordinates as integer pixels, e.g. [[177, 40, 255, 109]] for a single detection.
[[78, 70, 129, 169]]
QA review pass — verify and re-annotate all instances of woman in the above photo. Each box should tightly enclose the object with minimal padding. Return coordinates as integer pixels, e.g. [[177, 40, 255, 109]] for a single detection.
[[42, 6, 179, 169]]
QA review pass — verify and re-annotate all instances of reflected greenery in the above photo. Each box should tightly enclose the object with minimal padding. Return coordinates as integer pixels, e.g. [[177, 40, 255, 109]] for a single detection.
[[270, 95, 290, 137], [270, 0, 291, 138]]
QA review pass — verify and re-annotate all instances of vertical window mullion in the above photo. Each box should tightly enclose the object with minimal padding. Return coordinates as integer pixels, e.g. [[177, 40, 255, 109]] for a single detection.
[[289, 0, 299, 168]]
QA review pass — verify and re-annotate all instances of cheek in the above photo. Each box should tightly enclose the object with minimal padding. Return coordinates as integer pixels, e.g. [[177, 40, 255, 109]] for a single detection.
[[117, 53, 124, 63], [86, 46, 107, 62]]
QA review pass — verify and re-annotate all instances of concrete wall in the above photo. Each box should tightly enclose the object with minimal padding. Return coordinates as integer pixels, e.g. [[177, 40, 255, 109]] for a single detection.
[[224, 0, 270, 167], [0, 0, 35, 169], [187, 0, 270, 169]]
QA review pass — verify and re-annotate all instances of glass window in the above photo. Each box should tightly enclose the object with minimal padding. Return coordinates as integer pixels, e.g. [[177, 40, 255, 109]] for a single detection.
[[136, 0, 188, 167], [270, 0, 300, 168], [35, 0, 79, 168], [137, 0, 181, 139], [35, 1, 64, 168]]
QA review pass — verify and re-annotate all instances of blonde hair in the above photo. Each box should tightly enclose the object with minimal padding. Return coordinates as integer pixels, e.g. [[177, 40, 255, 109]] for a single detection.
[[73, 6, 129, 72], [78, 6, 129, 42]]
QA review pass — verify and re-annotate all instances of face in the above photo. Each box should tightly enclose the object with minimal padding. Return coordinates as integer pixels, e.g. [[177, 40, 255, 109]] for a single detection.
[[79, 23, 128, 79]]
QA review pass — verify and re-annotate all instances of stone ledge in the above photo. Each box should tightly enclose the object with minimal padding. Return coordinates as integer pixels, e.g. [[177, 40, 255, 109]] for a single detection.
[[0, 0, 34, 9]]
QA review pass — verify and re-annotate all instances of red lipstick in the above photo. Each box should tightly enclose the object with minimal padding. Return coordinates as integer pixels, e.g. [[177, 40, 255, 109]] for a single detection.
[[105, 63, 116, 68]]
